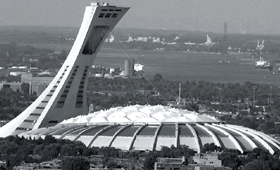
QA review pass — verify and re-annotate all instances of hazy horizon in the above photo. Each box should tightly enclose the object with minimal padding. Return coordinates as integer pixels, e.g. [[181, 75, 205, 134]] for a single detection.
[[1, 0, 280, 34]]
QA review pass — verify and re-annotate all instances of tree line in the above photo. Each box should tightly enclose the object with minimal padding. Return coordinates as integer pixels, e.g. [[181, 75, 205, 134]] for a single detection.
[[1, 134, 280, 170], [88, 77, 280, 114]]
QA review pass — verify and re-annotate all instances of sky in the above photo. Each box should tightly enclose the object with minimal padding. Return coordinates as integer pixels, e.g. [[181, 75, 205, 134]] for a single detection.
[[1, 0, 280, 34]]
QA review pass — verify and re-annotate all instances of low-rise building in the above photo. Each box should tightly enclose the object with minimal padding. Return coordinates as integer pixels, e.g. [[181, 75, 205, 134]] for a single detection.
[[21, 72, 54, 96], [13, 159, 61, 170], [154, 153, 231, 170], [191, 152, 222, 166], [154, 157, 188, 170], [0, 82, 21, 92]]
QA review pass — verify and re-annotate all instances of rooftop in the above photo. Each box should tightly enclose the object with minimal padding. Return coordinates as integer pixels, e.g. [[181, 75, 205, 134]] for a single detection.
[[60, 105, 220, 125]]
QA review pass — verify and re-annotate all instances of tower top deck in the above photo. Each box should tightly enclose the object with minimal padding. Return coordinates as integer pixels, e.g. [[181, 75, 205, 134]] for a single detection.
[[91, 2, 129, 8], [91, 2, 110, 7]]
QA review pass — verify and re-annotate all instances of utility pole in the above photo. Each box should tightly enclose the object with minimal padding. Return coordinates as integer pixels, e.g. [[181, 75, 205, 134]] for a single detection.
[[29, 62, 32, 95], [29, 74, 32, 95], [223, 22, 228, 54], [224, 22, 227, 43], [178, 82, 181, 104], [268, 86, 272, 108], [253, 86, 256, 107]]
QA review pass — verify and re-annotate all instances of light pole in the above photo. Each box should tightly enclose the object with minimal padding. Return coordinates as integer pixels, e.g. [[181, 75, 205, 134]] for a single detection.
[[253, 86, 256, 107]]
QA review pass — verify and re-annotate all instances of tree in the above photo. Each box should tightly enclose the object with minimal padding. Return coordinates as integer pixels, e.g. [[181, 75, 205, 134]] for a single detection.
[[41, 143, 61, 161], [99, 147, 120, 157], [21, 83, 29, 94], [243, 159, 264, 170], [104, 158, 118, 169], [43, 135, 56, 145], [218, 151, 240, 169], [83, 147, 99, 156], [60, 144, 75, 156], [62, 157, 90, 170], [201, 143, 222, 153], [143, 153, 156, 170]]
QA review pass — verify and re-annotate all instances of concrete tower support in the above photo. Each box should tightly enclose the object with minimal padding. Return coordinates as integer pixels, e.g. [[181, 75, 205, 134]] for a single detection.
[[0, 3, 129, 137]]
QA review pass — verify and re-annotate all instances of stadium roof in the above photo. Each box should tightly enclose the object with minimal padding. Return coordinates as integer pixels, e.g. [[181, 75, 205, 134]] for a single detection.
[[20, 105, 280, 154], [60, 105, 220, 124]]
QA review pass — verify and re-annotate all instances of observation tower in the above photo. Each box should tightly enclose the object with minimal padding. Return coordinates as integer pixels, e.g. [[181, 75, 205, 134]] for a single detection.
[[1, 2, 280, 155], [0, 2, 129, 137]]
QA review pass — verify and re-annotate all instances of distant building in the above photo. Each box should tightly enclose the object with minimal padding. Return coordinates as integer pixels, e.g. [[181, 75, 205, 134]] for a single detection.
[[48, 51, 62, 60], [126, 36, 134, 42], [10, 71, 26, 76], [199, 34, 216, 46], [154, 157, 188, 170], [167, 42, 177, 45], [90, 65, 108, 77], [135, 37, 148, 42], [21, 73, 54, 96], [152, 37, 161, 43], [134, 63, 144, 72], [13, 159, 61, 170], [105, 34, 115, 43], [0, 82, 21, 92], [29, 59, 39, 63], [154, 153, 230, 170], [174, 36, 180, 41], [110, 67, 122, 76], [184, 41, 196, 46], [191, 152, 222, 166], [124, 59, 135, 77], [256, 40, 265, 52], [2, 66, 29, 77], [10, 66, 27, 69]]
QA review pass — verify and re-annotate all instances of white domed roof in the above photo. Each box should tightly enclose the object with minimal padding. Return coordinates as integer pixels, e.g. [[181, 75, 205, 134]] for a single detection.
[[60, 105, 220, 124], [20, 105, 280, 154]]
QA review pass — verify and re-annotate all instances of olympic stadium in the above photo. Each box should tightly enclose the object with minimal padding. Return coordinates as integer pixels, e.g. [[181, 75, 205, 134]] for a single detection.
[[0, 2, 279, 155], [20, 105, 280, 154]]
